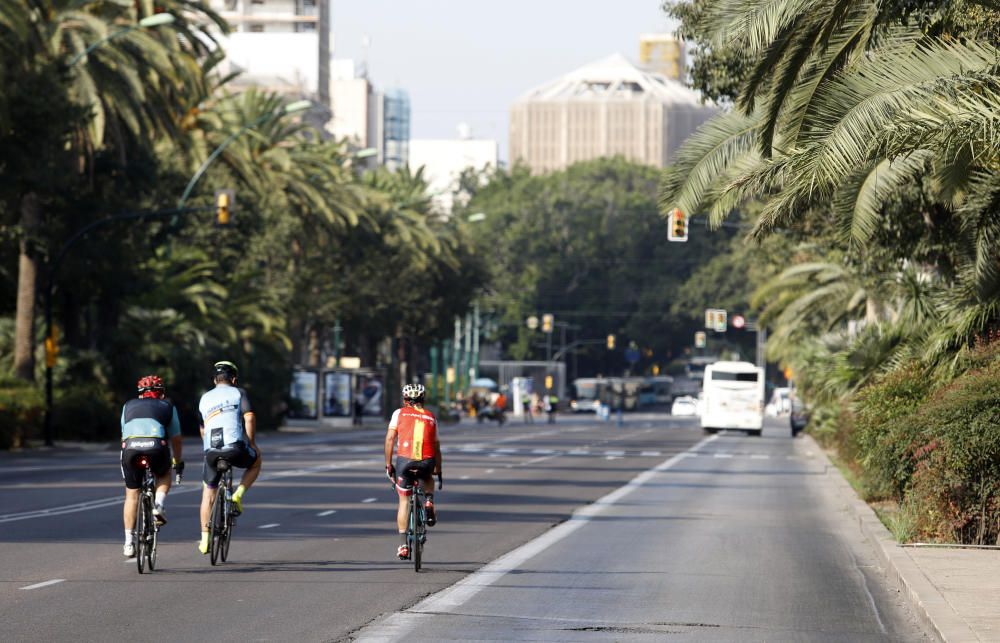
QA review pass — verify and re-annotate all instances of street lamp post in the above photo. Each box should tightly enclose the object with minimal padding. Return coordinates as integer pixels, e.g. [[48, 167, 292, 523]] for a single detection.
[[177, 99, 311, 208], [68, 14, 177, 67]]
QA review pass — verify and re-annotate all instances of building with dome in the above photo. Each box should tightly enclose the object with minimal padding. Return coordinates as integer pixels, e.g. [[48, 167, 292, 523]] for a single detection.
[[509, 53, 717, 173]]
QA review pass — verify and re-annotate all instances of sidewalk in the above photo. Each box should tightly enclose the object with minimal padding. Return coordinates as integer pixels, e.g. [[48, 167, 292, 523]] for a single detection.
[[805, 434, 1000, 642]]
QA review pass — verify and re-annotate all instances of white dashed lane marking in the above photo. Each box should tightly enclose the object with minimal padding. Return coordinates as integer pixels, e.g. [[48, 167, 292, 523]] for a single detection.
[[258, 523, 280, 529], [20, 579, 65, 590], [361, 497, 377, 503], [317, 510, 337, 516]]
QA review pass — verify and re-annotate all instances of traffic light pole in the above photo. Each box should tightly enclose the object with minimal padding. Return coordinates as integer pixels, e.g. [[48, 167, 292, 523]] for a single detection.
[[42, 205, 210, 446]]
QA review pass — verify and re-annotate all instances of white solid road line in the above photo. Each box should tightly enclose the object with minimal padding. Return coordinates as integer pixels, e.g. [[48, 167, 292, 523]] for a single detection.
[[258, 523, 280, 529], [355, 434, 719, 642], [317, 510, 337, 517], [19, 579, 65, 591]]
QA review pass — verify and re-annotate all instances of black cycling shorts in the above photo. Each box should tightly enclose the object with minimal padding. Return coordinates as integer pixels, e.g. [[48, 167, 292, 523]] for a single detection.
[[395, 456, 435, 495], [121, 437, 170, 490], [203, 443, 258, 488]]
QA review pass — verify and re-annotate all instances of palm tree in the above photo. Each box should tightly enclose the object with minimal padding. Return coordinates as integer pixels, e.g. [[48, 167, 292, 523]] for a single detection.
[[0, 0, 224, 380]]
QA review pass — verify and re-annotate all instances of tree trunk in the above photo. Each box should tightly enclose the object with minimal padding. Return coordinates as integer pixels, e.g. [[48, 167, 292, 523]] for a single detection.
[[13, 193, 41, 381]]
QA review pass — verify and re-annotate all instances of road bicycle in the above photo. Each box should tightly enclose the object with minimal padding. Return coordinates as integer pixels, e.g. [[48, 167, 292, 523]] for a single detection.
[[134, 456, 158, 574], [208, 458, 237, 566], [388, 471, 442, 572]]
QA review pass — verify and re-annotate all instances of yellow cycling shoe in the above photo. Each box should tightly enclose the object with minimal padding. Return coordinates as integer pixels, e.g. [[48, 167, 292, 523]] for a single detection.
[[232, 485, 246, 515], [198, 533, 209, 554]]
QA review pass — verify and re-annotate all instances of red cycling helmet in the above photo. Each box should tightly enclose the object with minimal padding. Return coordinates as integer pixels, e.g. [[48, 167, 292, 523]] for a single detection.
[[137, 375, 165, 399]]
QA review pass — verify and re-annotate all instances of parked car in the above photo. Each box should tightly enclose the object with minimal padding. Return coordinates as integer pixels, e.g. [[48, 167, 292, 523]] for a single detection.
[[671, 395, 699, 417], [789, 395, 809, 436]]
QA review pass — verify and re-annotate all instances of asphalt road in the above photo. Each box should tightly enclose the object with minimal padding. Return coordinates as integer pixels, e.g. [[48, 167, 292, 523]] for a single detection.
[[0, 413, 929, 642]]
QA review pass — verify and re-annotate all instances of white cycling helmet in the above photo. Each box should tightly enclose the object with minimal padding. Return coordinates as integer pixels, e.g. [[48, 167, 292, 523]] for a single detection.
[[402, 383, 425, 401]]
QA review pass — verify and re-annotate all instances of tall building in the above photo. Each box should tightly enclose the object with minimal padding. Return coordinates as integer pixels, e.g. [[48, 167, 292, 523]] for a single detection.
[[639, 34, 686, 82], [328, 61, 412, 170], [208, 0, 329, 100], [382, 89, 411, 171], [410, 132, 499, 214], [509, 53, 716, 174], [328, 59, 380, 156]]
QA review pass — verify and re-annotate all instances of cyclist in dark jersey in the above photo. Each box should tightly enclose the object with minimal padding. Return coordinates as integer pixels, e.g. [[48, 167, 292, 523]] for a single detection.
[[384, 383, 442, 559], [120, 375, 184, 558]]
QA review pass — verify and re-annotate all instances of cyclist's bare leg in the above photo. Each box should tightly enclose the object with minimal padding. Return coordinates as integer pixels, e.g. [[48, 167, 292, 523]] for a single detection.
[[396, 494, 409, 532], [123, 488, 139, 530], [239, 453, 262, 489], [155, 473, 171, 499], [199, 484, 218, 530]]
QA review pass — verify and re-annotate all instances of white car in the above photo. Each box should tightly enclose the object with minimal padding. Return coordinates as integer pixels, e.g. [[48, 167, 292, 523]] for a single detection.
[[671, 396, 699, 416]]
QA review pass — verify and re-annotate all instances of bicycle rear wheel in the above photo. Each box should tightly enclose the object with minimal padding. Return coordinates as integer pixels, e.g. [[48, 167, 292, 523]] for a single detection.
[[221, 498, 233, 562], [145, 494, 157, 571], [411, 497, 422, 572], [136, 495, 148, 574], [209, 488, 224, 565]]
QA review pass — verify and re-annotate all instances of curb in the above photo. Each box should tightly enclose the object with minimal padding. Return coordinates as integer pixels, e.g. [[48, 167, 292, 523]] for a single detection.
[[801, 434, 978, 643]]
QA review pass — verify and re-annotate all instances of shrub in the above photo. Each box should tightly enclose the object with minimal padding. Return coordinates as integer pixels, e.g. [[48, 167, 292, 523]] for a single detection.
[[0, 379, 43, 449], [852, 362, 933, 500], [52, 382, 118, 442], [904, 360, 1000, 544]]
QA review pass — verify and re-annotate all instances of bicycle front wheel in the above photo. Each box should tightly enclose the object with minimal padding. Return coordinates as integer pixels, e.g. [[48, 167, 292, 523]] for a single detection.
[[209, 488, 225, 565]]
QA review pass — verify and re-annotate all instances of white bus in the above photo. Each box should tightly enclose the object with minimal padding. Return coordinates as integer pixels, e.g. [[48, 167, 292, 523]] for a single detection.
[[700, 361, 765, 436]]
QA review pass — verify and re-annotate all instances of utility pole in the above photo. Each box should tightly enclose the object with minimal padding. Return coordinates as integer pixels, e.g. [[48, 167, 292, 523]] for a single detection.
[[463, 312, 472, 390], [472, 302, 480, 380], [756, 326, 767, 368], [453, 316, 462, 398]]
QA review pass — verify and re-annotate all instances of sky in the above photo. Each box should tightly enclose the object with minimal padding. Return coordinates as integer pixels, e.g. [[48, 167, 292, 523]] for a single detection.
[[331, 1, 678, 162]]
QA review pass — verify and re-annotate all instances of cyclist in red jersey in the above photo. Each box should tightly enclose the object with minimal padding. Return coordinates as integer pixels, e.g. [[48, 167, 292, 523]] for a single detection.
[[385, 383, 442, 560]]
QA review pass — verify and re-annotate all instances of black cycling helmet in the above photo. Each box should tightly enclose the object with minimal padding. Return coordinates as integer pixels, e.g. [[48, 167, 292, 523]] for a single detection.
[[213, 360, 239, 381]]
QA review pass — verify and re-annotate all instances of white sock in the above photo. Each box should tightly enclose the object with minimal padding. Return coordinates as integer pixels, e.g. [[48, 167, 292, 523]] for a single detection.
[[155, 492, 166, 508], [125, 530, 133, 545]]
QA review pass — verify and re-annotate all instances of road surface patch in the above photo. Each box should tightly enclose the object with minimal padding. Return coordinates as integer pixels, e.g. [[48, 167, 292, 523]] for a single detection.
[[354, 434, 718, 641]]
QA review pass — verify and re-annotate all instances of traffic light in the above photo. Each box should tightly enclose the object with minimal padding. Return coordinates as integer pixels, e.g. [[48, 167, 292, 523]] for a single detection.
[[44, 325, 60, 368], [541, 313, 554, 333], [668, 207, 688, 242], [545, 374, 553, 390], [606, 334, 616, 350], [215, 189, 234, 226]]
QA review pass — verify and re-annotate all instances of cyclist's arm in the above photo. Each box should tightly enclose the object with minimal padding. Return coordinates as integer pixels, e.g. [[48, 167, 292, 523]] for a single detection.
[[433, 439, 442, 475], [240, 388, 257, 448], [244, 412, 257, 447], [384, 427, 397, 468], [168, 407, 183, 462]]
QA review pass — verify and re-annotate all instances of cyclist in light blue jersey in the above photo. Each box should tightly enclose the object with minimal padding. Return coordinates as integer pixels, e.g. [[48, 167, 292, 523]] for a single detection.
[[196, 360, 261, 554]]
